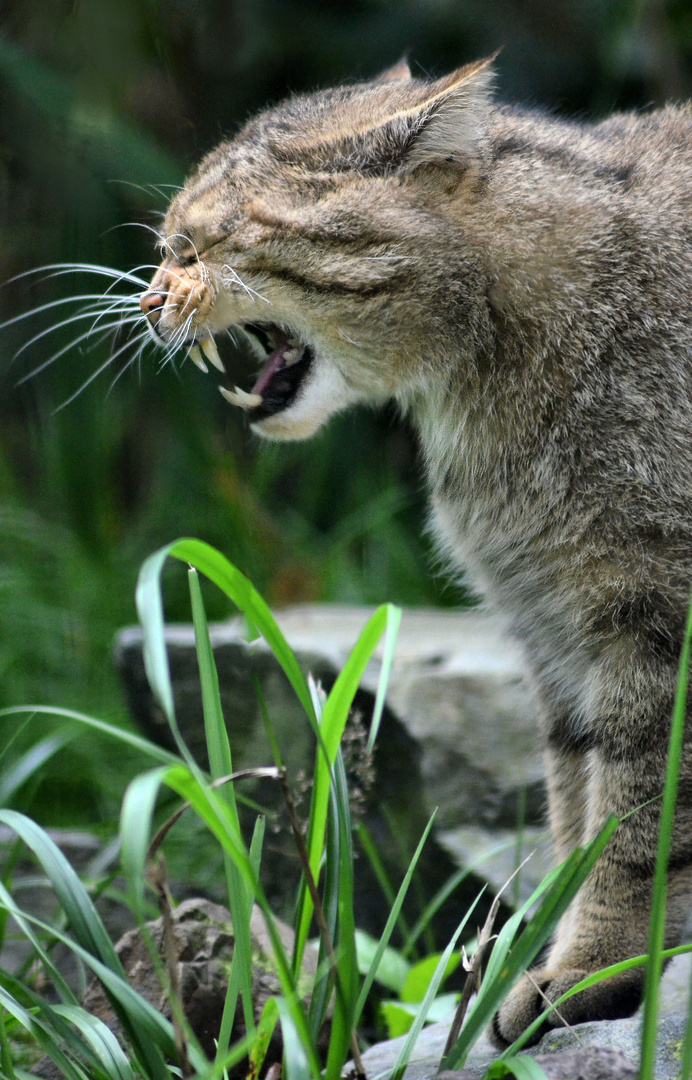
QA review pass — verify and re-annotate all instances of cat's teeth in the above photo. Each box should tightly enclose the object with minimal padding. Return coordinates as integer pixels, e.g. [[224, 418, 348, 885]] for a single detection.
[[199, 336, 225, 372], [283, 346, 304, 366], [188, 345, 208, 373], [219, 385, 263, 410], [287, 337, 301, 348]]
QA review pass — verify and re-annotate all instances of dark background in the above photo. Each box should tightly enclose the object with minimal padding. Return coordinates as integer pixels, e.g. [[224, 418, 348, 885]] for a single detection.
[[2, 0, 692, 824]]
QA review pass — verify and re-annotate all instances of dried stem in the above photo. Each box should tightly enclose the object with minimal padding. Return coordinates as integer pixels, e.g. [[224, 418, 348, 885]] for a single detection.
[[441, 852, 535, 1065]]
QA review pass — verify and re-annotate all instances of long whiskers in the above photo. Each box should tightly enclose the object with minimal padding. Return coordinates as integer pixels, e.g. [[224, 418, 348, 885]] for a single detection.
[[54, 328, 152, 413], [221, 263, 270, 304], [2, 262, 161, 404]]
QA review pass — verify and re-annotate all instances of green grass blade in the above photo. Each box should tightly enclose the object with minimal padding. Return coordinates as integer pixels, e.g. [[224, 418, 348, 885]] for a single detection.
[[640, 588, 692, 1079], [0, 1004, 13, 1080], [161, 764, 322, 1078], [0, 810, 179, 1080], [353, 812, 437, 1026], [0, 879, 77, 1006], [51, 1004, 136, 1080], [188, 566, 255, 1051], [307, 767, 340, 1042], [0, 971, 100, 1071], [188, 567, 234, 781], [136, 539, 315, 724], [120, 766, 168, 920], [0, 707, 179, 766], [0, 733, 75, 806], [276, 998, 312, 1080], [0, 809, 122, 971], [248, 996, 279, 1079], [444, 814, 619, 1070], [295, 604, 392, 965], [390, 893, 484, 1080], [485, 1055, 548, 1078], [0, 984, 90, 1080], [0, 902, 187, 1079], [368, 604, 402, 753], [325, 750, 359, 1079]]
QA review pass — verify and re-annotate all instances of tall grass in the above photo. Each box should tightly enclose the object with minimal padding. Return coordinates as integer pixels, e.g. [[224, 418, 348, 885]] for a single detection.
[[1, 542, 691, 1079]]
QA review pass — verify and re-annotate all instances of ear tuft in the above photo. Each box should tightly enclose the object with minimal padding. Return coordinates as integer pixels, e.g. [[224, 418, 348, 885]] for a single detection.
[[404, 53, 497, 169], [374, 57, 412, 84]]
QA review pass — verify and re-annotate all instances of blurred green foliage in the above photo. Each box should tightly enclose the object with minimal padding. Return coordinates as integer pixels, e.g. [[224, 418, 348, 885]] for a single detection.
[[2, 0, 692, 825]]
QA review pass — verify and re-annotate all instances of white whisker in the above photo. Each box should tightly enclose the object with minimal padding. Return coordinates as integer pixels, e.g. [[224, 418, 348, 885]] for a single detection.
[[13, 307, 142, 362], [16, 315, 147, 385], [158, 314, 193, 369], [7, 262, 151, 289], [106, 334, 151, 396], [221, 263, 270, 304], [54, 333, 145, 413], [0, 292, 139, 332]]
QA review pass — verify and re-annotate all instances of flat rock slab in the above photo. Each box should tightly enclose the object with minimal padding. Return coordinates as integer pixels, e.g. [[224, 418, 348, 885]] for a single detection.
[[116, 604, 544, 834], [116, 605, 543, 936], [354, 987, 690, 1079]]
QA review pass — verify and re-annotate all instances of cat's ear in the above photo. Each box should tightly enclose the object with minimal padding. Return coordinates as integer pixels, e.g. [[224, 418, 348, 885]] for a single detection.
[[401, 53, 497, 169], [373, 57, 412, 84]]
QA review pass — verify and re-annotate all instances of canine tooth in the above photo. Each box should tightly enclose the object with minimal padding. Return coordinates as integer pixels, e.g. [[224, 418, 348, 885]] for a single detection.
[[199, 336, 225, 372], [283, 346, 303, 365], [287, 336, 300, 347], [219, 385, 263, 410], [188, 345, 208, 373]]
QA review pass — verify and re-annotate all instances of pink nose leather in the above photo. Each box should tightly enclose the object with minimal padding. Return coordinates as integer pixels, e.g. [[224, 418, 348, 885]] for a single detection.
[[140, 291, 165, 319]]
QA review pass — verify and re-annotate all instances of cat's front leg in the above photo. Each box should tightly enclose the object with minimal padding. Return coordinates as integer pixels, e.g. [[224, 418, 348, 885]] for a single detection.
[[491, 729, 692, 1047]]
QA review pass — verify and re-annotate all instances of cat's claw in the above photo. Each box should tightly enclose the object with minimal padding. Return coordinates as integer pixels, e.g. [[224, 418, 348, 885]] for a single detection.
[[219, 385, 263, 410]]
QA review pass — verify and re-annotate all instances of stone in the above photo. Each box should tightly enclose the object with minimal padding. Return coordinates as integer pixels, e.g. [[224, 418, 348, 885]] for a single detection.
[[115, 606, 543, 934], [532, 1013, 686, 1080], [354, 1000, 690, 1080], [31, 897, 319, 1078]]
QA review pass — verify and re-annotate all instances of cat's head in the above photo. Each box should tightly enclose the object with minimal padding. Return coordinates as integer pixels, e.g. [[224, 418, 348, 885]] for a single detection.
[[140, 56, 495, 439]]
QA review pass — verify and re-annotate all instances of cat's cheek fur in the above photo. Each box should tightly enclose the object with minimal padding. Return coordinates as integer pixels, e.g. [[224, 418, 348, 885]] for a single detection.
[[249, 357, 364, 440]]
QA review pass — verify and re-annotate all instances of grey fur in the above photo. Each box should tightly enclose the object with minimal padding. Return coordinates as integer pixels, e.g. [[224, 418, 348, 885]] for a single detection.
[[141, 58, 692, 1044]]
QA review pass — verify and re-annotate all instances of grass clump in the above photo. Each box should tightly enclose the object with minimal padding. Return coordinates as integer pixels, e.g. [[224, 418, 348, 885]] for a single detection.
[[0, 540, 691, 1079]]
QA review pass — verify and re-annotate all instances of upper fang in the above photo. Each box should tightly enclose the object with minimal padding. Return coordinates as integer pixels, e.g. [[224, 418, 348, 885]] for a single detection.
[[199, 336, 225, 372], [188, 345, 208, 373]]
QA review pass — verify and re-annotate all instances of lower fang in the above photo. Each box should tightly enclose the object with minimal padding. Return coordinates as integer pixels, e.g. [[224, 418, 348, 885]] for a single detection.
[[283, 346, 303, 366], [189, 345, 208, 373], [199, 336, 225, 372], [220, 385, 263, 410]]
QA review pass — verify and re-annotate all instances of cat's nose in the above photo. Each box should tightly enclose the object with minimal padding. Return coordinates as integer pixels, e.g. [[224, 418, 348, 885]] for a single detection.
[[140, 290, 166, 322]]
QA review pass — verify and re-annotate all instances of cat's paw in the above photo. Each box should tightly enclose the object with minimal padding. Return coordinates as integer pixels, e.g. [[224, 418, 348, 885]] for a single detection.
[[490, 967, 644, 1048]]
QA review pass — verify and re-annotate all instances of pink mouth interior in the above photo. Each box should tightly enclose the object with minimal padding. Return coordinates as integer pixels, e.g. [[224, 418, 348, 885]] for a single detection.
[[252, 340, 291, 395]]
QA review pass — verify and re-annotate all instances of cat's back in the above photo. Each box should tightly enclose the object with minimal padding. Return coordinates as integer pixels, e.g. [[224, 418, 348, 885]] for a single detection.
[[487, 101, 692, 194], [481, 102, 692, 266]]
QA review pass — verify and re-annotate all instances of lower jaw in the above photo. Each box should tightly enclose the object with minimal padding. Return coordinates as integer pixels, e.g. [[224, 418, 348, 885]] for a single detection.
[[250, 409, 325, 441]]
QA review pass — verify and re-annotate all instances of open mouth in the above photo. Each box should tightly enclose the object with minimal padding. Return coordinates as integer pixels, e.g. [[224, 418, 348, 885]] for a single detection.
[[189, 323, 313, 420]]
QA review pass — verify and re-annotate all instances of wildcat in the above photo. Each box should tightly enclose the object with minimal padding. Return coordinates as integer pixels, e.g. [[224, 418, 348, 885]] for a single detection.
[[138, 56, 692, 1045]]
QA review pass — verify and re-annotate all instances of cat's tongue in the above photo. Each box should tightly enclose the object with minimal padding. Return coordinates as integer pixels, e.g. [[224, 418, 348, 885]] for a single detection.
[[252, 339, 296, 395], [219, 329, 310, 415]]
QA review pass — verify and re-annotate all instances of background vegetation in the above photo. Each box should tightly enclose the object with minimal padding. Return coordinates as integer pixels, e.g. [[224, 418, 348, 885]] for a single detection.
[[2, 0, 692, 827]]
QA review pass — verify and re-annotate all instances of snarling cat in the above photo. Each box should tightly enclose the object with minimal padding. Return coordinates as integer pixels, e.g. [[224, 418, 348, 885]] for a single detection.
[[139, 56, 692, 1045]]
